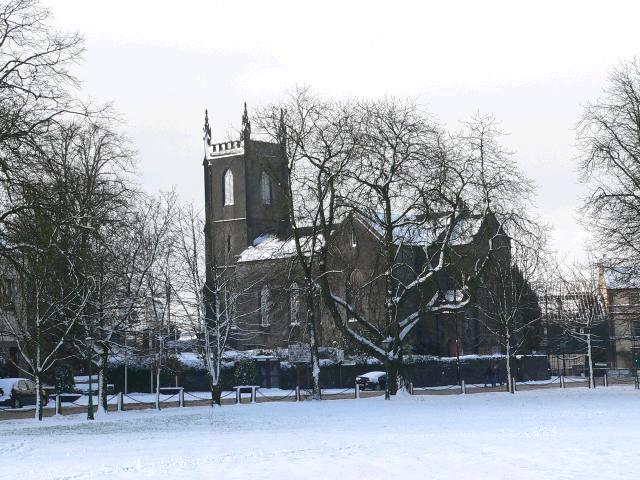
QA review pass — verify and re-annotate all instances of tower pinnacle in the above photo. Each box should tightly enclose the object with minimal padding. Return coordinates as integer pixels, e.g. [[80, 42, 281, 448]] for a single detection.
[[203, 109, 212, 160], [278, 108, 287, 145], [241, 102, 251, 140]]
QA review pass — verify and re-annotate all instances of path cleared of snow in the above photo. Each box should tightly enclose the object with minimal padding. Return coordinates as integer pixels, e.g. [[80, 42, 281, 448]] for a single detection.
[[0, 387, 638, 480]]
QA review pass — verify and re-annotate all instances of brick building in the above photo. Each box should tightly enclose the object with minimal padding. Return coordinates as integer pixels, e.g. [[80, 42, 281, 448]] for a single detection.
[[598, 266, 640, 371]]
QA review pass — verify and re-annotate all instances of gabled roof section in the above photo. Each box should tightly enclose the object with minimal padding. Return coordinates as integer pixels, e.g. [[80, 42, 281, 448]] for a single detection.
[[357, 212, 484, 247], [237, 233, 323, 263]]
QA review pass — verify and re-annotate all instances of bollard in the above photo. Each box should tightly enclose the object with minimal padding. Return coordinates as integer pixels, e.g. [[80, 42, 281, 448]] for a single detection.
[[461, 380, 466, 395], [560, 375, 565, 389], [636, 373, 639, 390], [117, 392, 124, 412], [55, 394, 61, 416], [235, 388, 240, 404], [604, 373, 608, 387], [512, 377, 517, 393], [409, 382, 414, 395], [251, 387, 257, 404], [355, 383, 360, 399], [179, 388, 184, 408], [295, 386, 301, 402]]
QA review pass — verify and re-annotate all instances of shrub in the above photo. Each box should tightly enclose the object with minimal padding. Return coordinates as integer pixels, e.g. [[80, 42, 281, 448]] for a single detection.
[[233, 359, 257, 386]]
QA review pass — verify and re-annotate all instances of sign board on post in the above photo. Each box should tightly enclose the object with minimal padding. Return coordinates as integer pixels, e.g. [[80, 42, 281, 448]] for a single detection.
[[334, 349, 344, 363], [288, 343, 311, 364]]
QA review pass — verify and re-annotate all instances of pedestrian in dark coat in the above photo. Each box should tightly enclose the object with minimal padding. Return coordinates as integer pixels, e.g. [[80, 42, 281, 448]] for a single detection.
[[490, 363, 498, 387], [484, 364, 493, 388]]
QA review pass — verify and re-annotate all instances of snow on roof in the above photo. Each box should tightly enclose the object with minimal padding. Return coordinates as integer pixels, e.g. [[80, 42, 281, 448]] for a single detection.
[[603, 267, 640, 289], [357, 371, 386, 380], [237, 234, 323, 263], [363, 213, 483, 247]]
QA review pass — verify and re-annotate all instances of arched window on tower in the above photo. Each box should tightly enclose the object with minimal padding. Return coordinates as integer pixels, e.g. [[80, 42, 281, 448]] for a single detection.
[[289, 282, 300, 326], [223, 169, 234, 206], [261, 171, 272, 205], [260, 285, 270, 327]]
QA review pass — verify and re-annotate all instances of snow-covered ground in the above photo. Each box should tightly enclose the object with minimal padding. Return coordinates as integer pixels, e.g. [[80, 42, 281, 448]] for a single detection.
[[0, 387, 638, 480]]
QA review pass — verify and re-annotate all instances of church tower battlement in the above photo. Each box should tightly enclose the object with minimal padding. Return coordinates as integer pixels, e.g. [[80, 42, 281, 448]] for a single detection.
[[202, 103, 290, 268]]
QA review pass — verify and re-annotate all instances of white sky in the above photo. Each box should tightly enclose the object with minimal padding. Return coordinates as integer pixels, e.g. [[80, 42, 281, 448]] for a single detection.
[[43, 0, 640, 262]]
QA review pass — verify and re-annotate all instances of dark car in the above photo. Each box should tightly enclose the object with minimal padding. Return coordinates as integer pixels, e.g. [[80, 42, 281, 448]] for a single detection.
[[0, 378, 48, 409], [355, 371, 387, 391]]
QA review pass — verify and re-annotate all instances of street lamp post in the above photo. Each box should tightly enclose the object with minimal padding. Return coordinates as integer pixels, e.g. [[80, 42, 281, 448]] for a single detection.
[[86, 336, 94, 420], [382, 337, 391, 400]]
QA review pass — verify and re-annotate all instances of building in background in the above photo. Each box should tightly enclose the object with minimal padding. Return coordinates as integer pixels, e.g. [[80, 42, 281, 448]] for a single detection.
[[598, 266, 640, 371]]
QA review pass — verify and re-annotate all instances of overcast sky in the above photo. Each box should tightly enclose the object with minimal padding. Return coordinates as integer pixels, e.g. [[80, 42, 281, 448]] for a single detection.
[[43, 0, 640, 263]]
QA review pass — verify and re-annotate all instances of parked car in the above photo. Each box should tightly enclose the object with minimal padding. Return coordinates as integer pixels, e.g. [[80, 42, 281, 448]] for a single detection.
[[356, 371, 387, 391], [0, 378, 48, 409]]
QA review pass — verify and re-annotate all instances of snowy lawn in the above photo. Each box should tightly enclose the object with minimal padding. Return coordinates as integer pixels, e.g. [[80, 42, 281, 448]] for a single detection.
[[0, 387, 638, 480]]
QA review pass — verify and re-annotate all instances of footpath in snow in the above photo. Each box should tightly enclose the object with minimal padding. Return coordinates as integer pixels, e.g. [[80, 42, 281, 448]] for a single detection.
[[0, 386, 638, 480]]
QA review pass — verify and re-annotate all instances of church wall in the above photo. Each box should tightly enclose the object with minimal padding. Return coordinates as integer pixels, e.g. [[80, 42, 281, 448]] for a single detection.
[[244, 140, 291, 241], [206, 151, 249, 265]]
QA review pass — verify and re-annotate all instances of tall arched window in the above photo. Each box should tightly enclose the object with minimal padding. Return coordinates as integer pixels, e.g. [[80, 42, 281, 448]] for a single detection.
[[261, 172, 272, 205], [347, 269, 364, 323], [260, 285, 270, 327], [223, 169, 234, 206], [289, 282, 300, 325]]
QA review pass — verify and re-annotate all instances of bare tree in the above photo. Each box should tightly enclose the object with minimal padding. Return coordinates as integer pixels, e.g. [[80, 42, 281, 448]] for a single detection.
[[0, 0, 84, 259], [578, 58, 640, 270], [477, 235, 545, 393], [311, 102, 532, 396], [547, 262, 608, 388], [0, 0, 83, 146], [173, 204, 257, 405], [0, 176, 94, 420], [256, 89, 354, 399]]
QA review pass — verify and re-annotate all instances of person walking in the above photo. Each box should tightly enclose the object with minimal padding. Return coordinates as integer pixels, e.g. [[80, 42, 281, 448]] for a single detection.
[[484, 363, 493, 388], [490, 363, 498, 388]]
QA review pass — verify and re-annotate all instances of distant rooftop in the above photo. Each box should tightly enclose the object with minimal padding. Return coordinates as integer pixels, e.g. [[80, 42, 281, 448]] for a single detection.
[[602, 267, 640, 289]]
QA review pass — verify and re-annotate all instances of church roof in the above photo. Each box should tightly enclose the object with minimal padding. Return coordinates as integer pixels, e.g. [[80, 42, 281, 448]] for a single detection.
[[237, 212, 486, 264], [360, 213, 484, 247], [237, 233, 323, 263]]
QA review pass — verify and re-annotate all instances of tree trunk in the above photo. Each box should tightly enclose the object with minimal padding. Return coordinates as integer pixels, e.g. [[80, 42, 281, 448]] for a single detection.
[[210, 383, 222, 406], [155, 366, 161, 410], [587, 333, 595, 388], [306, 286, 321, 400], [387, 357, 403, 396], [101, 348, 109, 413], [506, 336, 514, 394], [35, 313, 43, 421], [97, 346, 109, 414], [97, 369, 105, 414], [34, 370, 43, 421]]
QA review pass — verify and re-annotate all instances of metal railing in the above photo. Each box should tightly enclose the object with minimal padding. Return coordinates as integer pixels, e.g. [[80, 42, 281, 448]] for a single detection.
[[1, 371, 638, 419]]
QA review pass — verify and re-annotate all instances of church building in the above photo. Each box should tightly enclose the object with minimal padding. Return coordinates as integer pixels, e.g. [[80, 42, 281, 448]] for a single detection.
[[202, 105, 511, 358]]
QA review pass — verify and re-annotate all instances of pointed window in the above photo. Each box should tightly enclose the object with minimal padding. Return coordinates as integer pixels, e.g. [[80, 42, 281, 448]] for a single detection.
[[223, 169, 234, 206], [290, 282, 300, 326], [347, 269, 364, 323], [260, 286, 270, 327], [261, 172, 272, 205]]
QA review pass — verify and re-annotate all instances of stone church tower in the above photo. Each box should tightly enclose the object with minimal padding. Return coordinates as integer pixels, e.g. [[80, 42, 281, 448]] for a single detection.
[[202, 104, 290, 268]]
